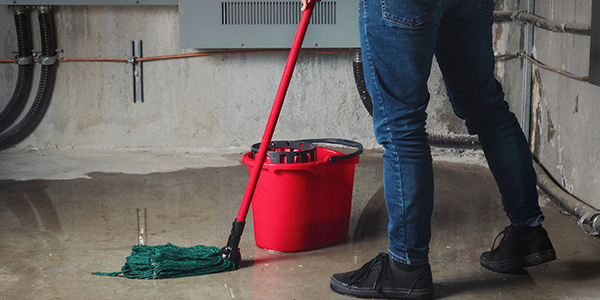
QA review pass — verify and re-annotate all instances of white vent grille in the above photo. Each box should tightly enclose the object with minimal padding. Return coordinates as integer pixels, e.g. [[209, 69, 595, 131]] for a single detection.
[[221, 1, 337, 25]]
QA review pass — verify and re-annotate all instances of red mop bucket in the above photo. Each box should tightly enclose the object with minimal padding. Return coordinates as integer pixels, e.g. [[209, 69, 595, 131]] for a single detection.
[[242, 139, 362, 252]]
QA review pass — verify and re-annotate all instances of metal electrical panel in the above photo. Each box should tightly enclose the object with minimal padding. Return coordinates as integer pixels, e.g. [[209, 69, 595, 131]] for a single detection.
[[178, 0, 359, 49], [591, 0, 600, 86]]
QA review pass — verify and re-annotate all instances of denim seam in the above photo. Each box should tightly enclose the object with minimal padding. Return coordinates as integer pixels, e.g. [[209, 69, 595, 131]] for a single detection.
[[389, 248, 429, 265], [388, 249, 409, 263], [477, 0, 495, 14], [361, 0, 366, 18], [512, 213, 545, 227], [380, 0, 440, 28], [390, 143, 406, 257]]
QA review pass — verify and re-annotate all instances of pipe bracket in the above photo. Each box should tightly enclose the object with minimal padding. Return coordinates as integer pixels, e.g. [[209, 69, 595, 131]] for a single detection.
[[510, 10, 525, 22], [578, 212, 600, 236], [34, 5, 51, 13], [12, 49, 63, 64], [14, 56, 33, 65], [131, 40, 143, 103], [9, 5, 29, 14], [38, 55, 57, 65]]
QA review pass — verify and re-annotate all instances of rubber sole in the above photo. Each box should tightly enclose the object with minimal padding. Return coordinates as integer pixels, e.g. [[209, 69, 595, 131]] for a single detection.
[[330, 276, 434, 300], [480, 249, 557, 274]]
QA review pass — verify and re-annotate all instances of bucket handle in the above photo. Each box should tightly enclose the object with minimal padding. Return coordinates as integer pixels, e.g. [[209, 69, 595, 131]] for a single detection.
[[299, 138, 363, 163]]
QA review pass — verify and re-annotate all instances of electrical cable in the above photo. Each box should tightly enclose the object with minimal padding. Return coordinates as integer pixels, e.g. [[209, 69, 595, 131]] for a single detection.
[[3, 50, 587, 83], [495, 52, 589, 81], [0, 49, 351, 64], [518, 52, 590, 81]]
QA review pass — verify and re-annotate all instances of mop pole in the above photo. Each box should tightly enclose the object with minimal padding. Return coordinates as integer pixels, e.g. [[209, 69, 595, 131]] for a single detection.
[[219, 0, 317, 267]]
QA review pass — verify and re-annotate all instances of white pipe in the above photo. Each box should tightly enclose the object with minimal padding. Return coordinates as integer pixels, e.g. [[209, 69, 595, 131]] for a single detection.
[[520, 0, 535, 142]]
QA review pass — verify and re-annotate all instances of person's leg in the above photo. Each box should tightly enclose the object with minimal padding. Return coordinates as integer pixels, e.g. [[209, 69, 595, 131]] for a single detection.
[[435, 0, 541, 225], [330, 0, 445, 298], [363, 0, 443, 267], [433, 0, 555, 273]]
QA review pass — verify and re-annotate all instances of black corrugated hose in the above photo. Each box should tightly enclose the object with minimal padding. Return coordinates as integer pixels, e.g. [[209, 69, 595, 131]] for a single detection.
[[351, 49, 480, 148], [0, 7, 56, 150], [0, 7, 33, 133], [352, 50, 374, 118]]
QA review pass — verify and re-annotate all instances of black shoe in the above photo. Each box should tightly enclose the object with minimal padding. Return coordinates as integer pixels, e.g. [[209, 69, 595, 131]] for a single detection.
[[480, 224, 556, 274], [330, 252, 434, 299]]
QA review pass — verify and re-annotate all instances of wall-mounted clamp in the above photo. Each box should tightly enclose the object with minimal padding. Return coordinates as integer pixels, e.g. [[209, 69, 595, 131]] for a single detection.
[[515, 50, 525, 58], [14, 55, 33, 65], [38, 55, 58, 65], [34, 5, 51, 13], [130, 40, 143, 103], [9, 5, 29, 15], [578, 213, 600, 236], [11, 49, 63, 66]]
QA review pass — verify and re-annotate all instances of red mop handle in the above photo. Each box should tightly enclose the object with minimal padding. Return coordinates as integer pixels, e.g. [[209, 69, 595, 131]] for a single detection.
[[236, 0, 316, 222]]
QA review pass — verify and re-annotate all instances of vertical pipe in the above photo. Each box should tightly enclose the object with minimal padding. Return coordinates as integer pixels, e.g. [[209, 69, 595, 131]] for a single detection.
[[521, 0, 535, 143], [137, 208, 147, 246], [590, 0, 600, 85], [131, 40, 143, 103]]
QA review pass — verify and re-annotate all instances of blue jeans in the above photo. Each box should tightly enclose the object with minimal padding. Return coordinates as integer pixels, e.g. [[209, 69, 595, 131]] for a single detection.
[[359, 0, 544, 265]]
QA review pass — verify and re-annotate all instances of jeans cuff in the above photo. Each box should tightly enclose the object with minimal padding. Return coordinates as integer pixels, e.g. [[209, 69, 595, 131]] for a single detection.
[[388, 248, 429, 266], [513, 214, 545, 227]]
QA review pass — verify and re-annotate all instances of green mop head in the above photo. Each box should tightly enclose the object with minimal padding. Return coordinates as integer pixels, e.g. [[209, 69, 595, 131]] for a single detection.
[[93, 243, 237, 279]]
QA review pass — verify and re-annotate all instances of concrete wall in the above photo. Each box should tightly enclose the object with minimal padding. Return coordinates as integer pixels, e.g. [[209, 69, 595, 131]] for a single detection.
[[1, 2, 525, 153], [2, 5, 378, 151], [530, 0, 600, 210], [2, 1, 598, 210]]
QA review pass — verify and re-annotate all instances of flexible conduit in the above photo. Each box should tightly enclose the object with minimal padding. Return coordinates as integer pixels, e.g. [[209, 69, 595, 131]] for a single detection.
[[0, 49, 351, 65], [0, 6, 33, 133], [0, 6, 56, 150]]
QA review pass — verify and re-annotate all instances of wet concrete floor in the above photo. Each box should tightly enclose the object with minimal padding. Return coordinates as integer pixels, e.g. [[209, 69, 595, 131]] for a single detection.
[[1, 149, 599, 299]]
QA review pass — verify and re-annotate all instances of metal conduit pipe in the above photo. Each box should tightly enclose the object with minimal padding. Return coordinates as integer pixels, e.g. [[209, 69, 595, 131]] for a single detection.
[[0, 6, 33, 132], [494, 10, 592, 36], [0, 6, 57, 150], [534, 162, 600, 236], [351, 48, 600, 237]]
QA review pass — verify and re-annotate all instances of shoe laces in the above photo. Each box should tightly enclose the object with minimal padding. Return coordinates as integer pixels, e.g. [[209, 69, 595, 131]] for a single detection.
[[490, 225, 513, 253], [349, 252, 391, 292]]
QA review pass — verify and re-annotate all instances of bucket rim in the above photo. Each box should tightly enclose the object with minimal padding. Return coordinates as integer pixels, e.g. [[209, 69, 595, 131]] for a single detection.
[[242, 147, 359, 173]]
